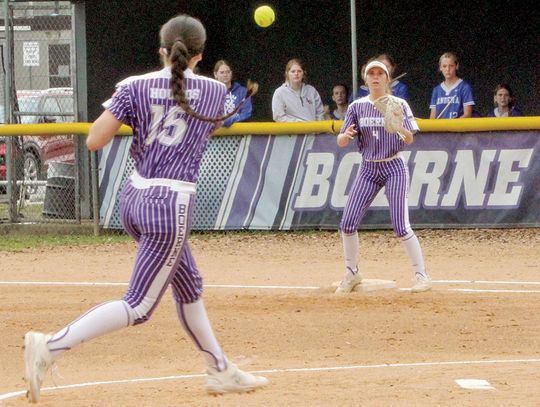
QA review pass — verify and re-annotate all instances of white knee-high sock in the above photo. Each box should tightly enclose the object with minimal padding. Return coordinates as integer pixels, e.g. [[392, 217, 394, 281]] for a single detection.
[[47, 300, 132, 359], [176, 299, 226, 371], [341, 231, 359, 273], [401, 232, 428, 278]]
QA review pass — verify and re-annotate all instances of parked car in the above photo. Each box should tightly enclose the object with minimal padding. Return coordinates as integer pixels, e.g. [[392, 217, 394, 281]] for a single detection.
[[0, 88, 75, 197], [0, 141, 5, 188]]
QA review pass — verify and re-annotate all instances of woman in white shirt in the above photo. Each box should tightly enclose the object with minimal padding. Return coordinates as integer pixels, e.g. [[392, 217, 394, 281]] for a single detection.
[[272, 58, 324, 122]]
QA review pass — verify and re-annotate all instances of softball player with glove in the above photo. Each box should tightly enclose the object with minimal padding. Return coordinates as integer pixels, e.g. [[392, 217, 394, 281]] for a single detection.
[[23, 14, 267, 403], [335, 59, 431, 294]]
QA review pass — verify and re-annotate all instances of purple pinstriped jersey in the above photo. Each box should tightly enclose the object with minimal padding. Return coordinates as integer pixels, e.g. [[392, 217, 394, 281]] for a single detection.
[[342, 96, 419, 161], [105, 67, 226, 182]]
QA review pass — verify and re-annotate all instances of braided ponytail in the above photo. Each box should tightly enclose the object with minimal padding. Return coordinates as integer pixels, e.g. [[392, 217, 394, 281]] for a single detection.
[[169, 39, 191, 114], [161, 15, 258, 123]]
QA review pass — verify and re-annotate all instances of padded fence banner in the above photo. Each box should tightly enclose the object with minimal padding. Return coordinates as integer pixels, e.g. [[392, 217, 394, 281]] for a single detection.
[[99, 131, 540, 230]]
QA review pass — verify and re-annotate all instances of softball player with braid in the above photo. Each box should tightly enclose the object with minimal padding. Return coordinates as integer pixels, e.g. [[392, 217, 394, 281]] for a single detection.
[[23, 14, 267, 403], [335, 59, 432, 294]]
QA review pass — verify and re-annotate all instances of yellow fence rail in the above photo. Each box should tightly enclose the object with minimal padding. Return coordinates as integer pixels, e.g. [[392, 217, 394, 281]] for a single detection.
[[0, 116, 539, 137]]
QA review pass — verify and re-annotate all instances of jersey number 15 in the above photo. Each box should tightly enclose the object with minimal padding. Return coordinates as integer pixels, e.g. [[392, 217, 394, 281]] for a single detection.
[[145, 104, 187, 146]]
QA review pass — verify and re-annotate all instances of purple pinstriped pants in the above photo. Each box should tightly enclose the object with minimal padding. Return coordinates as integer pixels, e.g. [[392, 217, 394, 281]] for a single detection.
[[340, 156, 412, 237], [119, 181, 203, 325]]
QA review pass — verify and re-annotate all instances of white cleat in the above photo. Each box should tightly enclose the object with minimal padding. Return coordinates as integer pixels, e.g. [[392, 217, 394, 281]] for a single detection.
[[24, 331, 54, 404], [411, 275, 432, 293], [335, 268, 363, 294], [206, 362, 269, 395]]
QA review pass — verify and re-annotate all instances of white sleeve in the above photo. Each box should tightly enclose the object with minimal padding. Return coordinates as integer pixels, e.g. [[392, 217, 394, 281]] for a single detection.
[[272, 88, 287, 122], [314, 90, 325, 121]]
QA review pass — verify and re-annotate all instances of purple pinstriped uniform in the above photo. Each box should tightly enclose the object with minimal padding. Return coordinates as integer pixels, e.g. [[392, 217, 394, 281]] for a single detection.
[[106, 67, 226, 324], [340, 96, 419, 238]]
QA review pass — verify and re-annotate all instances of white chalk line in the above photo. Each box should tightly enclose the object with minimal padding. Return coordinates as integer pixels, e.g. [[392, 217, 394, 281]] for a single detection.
[[433, 280, 540, 285], [0, 281, 320, 289], [2, 358, 540, 401], [1, 280, 539, 400], [2, 280, 540, 294], [450, 288, 540, 293], [0, 281, 129, 286]]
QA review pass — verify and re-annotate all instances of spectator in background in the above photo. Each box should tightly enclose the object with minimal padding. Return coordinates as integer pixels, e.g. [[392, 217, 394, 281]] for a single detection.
[[350, 53, 409, 101], [429, 52, 475, 119], [213, 60, 253, 127], [487, 83, 523, 117], [272, 58, 324, 122], [324, 83, 349, 120]]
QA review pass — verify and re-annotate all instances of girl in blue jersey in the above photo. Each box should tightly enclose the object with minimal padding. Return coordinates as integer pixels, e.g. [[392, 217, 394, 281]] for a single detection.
[[335, 59, 431, 295], [429, 52, 475, 119], [23, 14, 267, 403], [487, 83, 524, 117], [213, 60, 253, 126]]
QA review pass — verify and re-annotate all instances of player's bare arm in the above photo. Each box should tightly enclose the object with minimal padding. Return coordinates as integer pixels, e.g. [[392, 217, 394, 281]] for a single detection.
[[87, 110, 123, 151], [399, 127, 414, 145], [336, 124, 357, 147], [461, 105, 473, 118]]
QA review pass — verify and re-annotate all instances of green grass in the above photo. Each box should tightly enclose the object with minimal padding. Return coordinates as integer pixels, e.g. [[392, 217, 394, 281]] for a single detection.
[[0, 229, 342, 252], [0, 233, 132, 252]]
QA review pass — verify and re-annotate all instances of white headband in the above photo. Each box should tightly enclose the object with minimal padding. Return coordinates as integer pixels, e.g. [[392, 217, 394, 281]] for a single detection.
[[364, 60, 389, 80]]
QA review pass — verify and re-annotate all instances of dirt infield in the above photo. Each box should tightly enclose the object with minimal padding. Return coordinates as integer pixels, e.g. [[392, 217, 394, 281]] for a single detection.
[[1, 229, 540, 406]]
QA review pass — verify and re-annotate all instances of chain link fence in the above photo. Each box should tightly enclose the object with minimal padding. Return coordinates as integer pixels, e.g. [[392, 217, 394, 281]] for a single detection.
[[0, 1, 81, 227]]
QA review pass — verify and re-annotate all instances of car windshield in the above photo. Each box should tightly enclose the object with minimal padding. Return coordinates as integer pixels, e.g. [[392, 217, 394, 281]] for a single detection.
[[57, 97, 74, 115], [17, 97, 41, 124]]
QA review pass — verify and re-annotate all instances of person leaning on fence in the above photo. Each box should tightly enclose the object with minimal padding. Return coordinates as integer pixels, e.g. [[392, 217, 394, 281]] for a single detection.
[[324, 83, 349, 120], [350, 53, 410, 102], [429, 52, 475, 119], [487, 83, 524, 117], [213, 59, 253, 126], [271, 58, 325, 122], [334, 59, 432, 295], [22, 13, 268, 404]]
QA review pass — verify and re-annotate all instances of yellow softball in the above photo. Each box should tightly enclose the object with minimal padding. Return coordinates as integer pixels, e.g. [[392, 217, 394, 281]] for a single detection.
[[254, 5, 275, 28]]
